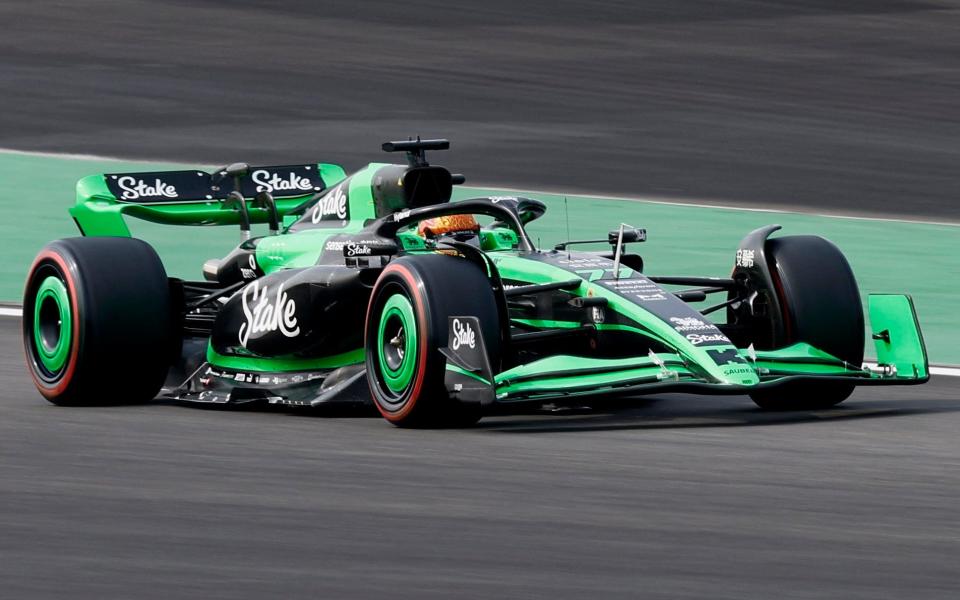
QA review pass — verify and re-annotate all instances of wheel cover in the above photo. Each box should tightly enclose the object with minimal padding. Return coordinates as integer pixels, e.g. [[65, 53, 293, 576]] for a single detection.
[[377, 293, 418, 395], [32, 275, 72, 373]]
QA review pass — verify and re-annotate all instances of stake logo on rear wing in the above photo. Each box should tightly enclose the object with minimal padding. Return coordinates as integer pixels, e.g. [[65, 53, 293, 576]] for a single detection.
[[104, 165, 325, 204]]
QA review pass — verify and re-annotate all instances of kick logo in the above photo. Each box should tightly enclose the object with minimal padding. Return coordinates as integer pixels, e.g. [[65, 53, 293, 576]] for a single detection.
[[239, 281, 300, 347], [115, 175, 178, 200], [451, 318, 476, 350], [706, 348, 747, 365], [311, 184, 349, 222]]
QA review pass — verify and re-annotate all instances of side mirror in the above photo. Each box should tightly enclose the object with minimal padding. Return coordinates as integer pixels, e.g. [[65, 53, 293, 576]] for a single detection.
[[608, 227, 646, 245]]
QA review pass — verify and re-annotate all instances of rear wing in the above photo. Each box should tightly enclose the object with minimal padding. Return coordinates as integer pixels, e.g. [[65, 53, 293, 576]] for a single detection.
[[69, 163, 347, 236]]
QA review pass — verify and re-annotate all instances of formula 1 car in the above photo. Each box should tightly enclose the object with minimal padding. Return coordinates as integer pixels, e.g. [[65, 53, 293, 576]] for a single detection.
[[22, 139, 929, 426]]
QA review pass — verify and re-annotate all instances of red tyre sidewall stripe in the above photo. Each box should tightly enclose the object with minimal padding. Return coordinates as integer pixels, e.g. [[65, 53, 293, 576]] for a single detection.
[[24, 250, 81, 398], [367, 263, 429, 422]]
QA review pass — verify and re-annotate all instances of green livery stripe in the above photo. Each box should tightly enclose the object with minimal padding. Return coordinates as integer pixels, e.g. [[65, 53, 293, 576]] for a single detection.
[[445, 363, 491, 385], [755, 363, 855, 376], [494, 353, 694, 395], [207, 346, 364, 372], [496, 366, 694, 399], [512, 318, 580, 329]]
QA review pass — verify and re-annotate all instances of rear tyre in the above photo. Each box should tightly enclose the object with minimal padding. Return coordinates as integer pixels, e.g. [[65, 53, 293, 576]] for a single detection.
[[748, 236, 864, 410], [23, 237, 174, 406], [365, 254, 500, 427]]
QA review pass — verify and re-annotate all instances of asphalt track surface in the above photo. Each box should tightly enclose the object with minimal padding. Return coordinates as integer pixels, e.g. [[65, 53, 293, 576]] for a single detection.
[[2, 1, 960, 221], [3, 317, 960, 599], [3, 2, 960, 598]]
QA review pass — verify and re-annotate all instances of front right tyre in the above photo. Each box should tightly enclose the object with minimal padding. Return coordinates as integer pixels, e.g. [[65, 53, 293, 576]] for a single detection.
[[745, 235, 864, 410]]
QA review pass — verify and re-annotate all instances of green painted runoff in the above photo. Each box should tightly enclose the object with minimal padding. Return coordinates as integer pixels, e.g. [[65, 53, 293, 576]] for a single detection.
[[1, 151, 956, 363]]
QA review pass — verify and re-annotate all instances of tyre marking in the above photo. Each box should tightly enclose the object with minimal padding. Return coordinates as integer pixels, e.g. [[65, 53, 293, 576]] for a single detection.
[[366, 262, 429, 421], [24, 250, 81, 398]]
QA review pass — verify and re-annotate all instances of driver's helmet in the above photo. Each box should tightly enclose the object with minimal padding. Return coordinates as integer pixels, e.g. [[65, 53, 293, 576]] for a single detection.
[[416, 214, 480, 240]]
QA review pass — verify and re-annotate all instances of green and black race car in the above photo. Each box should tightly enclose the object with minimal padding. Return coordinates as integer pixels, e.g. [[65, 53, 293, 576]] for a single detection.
[[22, 139, 929, 426]]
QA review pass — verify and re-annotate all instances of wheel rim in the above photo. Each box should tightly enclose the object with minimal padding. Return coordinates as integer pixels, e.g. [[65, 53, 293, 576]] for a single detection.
[[377, 293, 418, 395], [32, 275, 72, 374]]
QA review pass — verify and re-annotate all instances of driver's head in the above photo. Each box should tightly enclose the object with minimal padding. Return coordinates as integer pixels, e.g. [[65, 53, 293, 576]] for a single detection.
[[416, 214, 480, 241]]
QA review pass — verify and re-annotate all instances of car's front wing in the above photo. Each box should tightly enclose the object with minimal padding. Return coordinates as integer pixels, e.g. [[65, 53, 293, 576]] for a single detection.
[[442, 294, 929, 406]]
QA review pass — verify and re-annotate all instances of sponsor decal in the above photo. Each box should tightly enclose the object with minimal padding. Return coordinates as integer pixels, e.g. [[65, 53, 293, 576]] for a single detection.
[[591, 306, 605, 324], [252, 169, 314, 193], [601, 278, 659, 292], [326, 239, 391, 256], [558, 256, 613, 269], [344, 242, 373, 257], [488, 196, 517, 203], [686, 333, 729, 345], [736, 248, 756, 268], [669, 317, 714, 332], [723, 366, 754, 376], [707, 348, 747, 366], [393, 209, 412, 222], [311, 184, 349, 222], [240, 254, 258, 280], [239, 281, 300, 348], [451, 318, 476, 350], [114, 175, 177, 200]]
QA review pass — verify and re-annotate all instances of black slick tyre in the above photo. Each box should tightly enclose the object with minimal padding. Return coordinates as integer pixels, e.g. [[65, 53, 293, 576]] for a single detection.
[[23, 237, 175, 406], [748, 235, 864, 410], [364, 254, 500, 427]]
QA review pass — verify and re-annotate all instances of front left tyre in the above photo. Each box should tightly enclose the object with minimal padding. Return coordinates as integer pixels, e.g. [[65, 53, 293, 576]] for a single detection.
[[23, 237, 175, 406], [364, 254, 501, 427]]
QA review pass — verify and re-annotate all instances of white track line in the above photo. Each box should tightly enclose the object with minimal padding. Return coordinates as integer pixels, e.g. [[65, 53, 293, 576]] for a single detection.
[[0, 147, 135, 162], [475, 184, 960, 228], [863, 361, 960, 378], [5, 305, 957, 376], [931, 366, 960, 377], [0, 147, 216, 168]]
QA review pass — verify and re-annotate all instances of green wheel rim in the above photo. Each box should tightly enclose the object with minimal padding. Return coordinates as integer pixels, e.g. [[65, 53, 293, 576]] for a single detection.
[[377, 293, 418, 394], [33, 275, 72, 373]]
